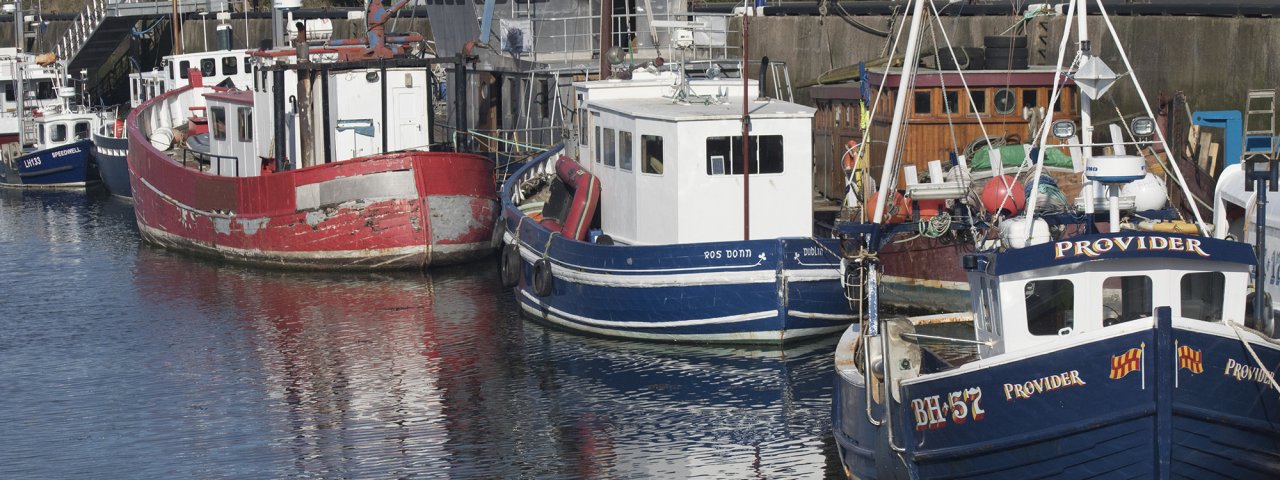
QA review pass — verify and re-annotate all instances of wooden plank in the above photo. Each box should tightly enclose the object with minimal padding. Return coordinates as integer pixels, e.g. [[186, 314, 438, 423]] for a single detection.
[[1196, 131, 1213, 170], [1184, 125, 1201, 160], [1207, 142, 1220, 177]]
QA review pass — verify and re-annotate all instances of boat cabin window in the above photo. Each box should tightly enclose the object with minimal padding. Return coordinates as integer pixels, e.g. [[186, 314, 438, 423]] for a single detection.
[[201, 59, 216, 77], [4, 83, 12, 101], [578, 107, 588, 146], [1103, 275, 1152, 326], [913, 91, 931, 115], [980, 278, 993, 333], [74, 121, 90, 140], [38, 124, 45, 144], [51, 123, 68, 143], [237, 107, 253, 142], [704, 135, 784, 175], [169, 62, 175, 80], [943, 90, 960, 114], [641, 134, 663, 175], [244, 57, 252, 76], [994, 89, 1016, 115], [180, 61, 191, 79], [603, 128, 616, 167], [1022, 90, 1038, 110], [594, 125, 602, 163], [969, 90, 987, 114], [1026, 279, 1074, 335], [619, 131, 633, 171], [36, 81, 54, 99], [211, 107, 227, 141], [220, 56, 238, 76], [1181, 272, 1225, 321]]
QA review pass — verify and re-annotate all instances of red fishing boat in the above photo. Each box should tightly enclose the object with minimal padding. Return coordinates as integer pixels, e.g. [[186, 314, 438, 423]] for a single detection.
[[127, 9, 499, 270]]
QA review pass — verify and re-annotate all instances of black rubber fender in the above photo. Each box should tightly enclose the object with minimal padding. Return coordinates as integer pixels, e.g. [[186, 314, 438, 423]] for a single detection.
[[500, 244, 521, 288], [983, 35, 1027, 48], [532, 258, 555, 296]]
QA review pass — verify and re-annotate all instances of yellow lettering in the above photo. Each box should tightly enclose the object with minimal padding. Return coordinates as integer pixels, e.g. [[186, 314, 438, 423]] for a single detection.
[[1170, 237, 1184, 251], [1149, 237, 1169, 250], [1114, 237, 1134, 251], [1070, 370, 1086, 386], [1094, 238, 1114, 253], [1186, 238, 1209, 257]]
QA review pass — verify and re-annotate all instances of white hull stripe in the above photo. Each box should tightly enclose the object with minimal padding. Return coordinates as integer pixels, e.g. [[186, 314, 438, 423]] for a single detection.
[[508, 234, 840, 287], [520, 289, 775, 328], [519, 294, 846, 342]]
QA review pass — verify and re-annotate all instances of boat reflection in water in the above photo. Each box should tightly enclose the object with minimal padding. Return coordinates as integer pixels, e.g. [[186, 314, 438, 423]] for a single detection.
[[130, 247, 842, 477]]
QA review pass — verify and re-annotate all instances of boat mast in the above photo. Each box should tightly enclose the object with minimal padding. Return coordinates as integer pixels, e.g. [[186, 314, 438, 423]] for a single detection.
[[742, 10, 750, 240], [866, 0, 925, 332], [13, 0, 23, 145]]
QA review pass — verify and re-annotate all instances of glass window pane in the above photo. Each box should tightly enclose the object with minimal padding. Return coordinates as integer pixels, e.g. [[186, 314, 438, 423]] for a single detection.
[[238, 107, 253, 142], [1103, 275, 1153, 326], [913, 91, 931, 115], [211, 107, 227, 140], [603, 128, 616, 167], [641, 135, 663, 175], [180, 61, 190, 79], [943, 91, 960, 114], [74, 122, 90, 140], [706, 136, 731, 175], [994, 89, 1016, 115], [1022, 89, 1038, 109], [222, 56, 238, 76], [52, 124, 67, 142], [619, 131, 633, 171], [969, 90, 987, 114], [757, 135, 784, 174], [1181, 272, 1225, 321], [594, 125, 601, 163], [201, 58, 216, 77], [1026, 279, 1074, 335]]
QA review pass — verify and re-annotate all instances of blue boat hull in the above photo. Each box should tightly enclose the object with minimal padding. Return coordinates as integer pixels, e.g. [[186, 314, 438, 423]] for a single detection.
[[834, 314, 1280, 479], [0, 139, 97, 188], [501, 203, 854, 343], [92, 132, 131, 197]]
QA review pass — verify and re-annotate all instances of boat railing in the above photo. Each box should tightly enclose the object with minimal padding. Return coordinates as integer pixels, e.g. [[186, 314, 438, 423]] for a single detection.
[[521, 12, 740, 70]]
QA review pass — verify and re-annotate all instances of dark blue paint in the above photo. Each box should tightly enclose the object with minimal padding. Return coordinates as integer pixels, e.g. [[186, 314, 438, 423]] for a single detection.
[[0, 139, 98, 187]]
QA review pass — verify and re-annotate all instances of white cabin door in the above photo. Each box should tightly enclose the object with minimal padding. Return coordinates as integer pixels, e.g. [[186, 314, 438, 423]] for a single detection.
[[390, 88, 423, 152]]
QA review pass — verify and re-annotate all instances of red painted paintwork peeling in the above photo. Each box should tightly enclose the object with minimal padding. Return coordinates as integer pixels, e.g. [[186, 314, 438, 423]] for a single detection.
[[127, 85, 500, 270]]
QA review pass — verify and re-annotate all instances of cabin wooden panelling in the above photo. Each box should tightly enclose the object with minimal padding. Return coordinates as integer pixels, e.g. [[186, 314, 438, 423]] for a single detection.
[[811, 84, 864, 203]]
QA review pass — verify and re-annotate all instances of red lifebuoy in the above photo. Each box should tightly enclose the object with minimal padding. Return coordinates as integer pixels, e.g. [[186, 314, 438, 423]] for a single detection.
[[842, 140, 859, 171]]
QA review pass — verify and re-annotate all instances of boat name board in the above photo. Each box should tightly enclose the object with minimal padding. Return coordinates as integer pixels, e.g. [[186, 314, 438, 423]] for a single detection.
[[910, 387, 986, 431], [1223, 357, 1276, 384], [51, 147, 82, 159], [1053, 236, 1209, 260], [702, 248, 756, 260], [1002, 370, 1086, 401]]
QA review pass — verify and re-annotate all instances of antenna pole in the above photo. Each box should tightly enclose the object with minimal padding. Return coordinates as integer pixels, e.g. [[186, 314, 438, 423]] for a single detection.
[[742, 11, 750, 240]]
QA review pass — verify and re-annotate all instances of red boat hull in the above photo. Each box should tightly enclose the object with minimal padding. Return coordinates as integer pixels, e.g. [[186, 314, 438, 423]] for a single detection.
[[127, 96, 499, 270]]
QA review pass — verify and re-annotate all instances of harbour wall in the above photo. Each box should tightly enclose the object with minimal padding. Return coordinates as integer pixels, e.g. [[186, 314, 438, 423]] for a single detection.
[[738, 14, 1278, 114]]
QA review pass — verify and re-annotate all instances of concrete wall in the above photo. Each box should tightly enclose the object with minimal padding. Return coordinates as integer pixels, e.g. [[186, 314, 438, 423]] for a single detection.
[[740, 14, 1279, 113]]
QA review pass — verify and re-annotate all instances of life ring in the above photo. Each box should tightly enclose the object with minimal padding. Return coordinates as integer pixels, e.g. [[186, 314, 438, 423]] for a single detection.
[[532, 258, 555, 296], [842, 139, 859, 172], [500, 244, 522, 288]]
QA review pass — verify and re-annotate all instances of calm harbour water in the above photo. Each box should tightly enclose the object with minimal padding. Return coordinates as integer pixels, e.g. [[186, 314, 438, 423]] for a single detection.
[[0, 189, 844, 479]]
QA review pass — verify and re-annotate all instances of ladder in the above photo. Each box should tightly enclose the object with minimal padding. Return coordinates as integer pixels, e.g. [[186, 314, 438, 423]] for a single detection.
[[768, 60, 794, 103], [1243, 88, 1277, 159]]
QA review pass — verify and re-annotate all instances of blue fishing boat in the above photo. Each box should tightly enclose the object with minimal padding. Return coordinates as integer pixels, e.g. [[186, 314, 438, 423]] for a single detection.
[[91, 120, 130, 197], [0, 111, 104, 188], [499, 66, 854, 344], [833, 0, 1280, 477]]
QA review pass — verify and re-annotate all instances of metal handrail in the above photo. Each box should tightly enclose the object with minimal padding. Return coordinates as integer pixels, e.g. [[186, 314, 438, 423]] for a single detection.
[[517, 12, 742, 69]]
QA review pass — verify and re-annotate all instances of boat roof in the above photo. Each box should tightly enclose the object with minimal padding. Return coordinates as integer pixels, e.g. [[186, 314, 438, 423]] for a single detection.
[[204, 90, 254, 105], [588, 95, 815, 123], [866, 65, 1075, 89], [967, 231, 1256, 276]]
